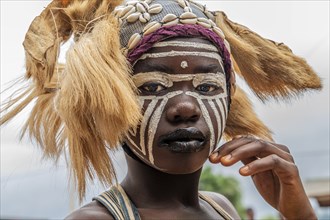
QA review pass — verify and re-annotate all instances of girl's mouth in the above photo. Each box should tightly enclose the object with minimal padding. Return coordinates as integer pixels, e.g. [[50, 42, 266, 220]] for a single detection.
[[159, 127, 206, 153]]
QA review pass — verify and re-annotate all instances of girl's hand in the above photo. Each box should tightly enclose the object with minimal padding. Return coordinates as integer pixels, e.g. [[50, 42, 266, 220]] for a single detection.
[[209, 136, 317, 219]]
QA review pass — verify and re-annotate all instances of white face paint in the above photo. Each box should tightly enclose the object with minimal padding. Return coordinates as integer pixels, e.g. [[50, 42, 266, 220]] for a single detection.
[[181, 61, 188, 69], [125, 39, 228, 170], [126, 70, 228, 167]]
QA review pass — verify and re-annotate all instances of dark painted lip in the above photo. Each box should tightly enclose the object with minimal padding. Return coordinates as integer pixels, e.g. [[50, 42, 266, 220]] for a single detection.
[[158, 127, 206, 153]]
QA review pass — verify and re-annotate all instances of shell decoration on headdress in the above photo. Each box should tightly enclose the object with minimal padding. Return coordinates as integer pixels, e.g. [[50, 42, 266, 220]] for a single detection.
[[0, 0, 322, 199]]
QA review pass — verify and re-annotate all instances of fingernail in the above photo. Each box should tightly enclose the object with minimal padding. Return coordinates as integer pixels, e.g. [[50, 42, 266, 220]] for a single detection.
[[212, 151, 220, 157], [232, 135, 243, 140], [240, 166, 250, 174], [222, 154, 232, 161]]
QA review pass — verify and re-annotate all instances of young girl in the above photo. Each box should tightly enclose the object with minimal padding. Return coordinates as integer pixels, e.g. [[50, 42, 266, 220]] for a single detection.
[[1, 1, 321, 219]]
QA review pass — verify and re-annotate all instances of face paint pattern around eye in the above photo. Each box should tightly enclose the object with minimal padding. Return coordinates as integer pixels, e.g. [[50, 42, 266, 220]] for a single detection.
[[132, 72, 226, 91]]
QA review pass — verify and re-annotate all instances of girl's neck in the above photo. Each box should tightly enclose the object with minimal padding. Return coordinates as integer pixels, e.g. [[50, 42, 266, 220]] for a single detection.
[[121, 153, 202, 209]]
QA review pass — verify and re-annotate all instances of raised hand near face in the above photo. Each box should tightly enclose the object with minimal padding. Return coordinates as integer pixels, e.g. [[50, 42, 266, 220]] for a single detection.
[[209, 136, 317, 220]]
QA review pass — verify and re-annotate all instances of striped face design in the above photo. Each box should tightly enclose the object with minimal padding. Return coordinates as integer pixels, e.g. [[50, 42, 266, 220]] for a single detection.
[[125, 39, 229, 171]]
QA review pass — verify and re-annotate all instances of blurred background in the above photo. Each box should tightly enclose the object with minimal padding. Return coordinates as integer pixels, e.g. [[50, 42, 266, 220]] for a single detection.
[[1, 1, 329, 219]]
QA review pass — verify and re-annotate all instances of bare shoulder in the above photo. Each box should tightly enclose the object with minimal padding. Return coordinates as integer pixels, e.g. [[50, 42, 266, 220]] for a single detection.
[[200, 191, 241, 220], [65, 200, 114, 220]]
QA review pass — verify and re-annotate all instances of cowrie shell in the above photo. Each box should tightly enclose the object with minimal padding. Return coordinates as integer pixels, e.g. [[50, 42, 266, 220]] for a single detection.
[[163, 18, 179, 26], [126, 1, 139, 6], [143, 21, 162, 35], [180, 18, 198, 24], [197, 21, 212, 28], [209, 19, 217, 27], [140, 1, 150, 10], [178, 0, 189, 8], [179, 12, 197, 19], [197, 17, 210, 24], [205, 11, 214, 19], [113, 6, 124, 17], [148, 4, 163, 14], [162, 14, 177, 23], [136, 3, 146, 13], [139, 13, 151, 23], [128, 33, 142, 50], [127, 12, 141, 23], [120, 5, 136, 19], [213, 26, 225, 39], [184, 7, 192, 12]]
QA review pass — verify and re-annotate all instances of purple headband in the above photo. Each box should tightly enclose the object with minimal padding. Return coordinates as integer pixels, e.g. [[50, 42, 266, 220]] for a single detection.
[[127, 24, 232, 84]]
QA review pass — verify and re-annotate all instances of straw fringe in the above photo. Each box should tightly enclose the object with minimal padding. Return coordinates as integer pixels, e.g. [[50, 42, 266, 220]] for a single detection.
[[224, 86, 273, 141], [1, 0, 141, 200], [56, 15, 141, 199], [215, 11, 322, 101]]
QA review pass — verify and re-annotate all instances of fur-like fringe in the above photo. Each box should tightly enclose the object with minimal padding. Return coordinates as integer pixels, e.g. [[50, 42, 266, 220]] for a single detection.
[[1, 0, 142, 200], [56, 14, 141, 199], [224, 86, 273, 141], [215, 11, 322, 101], [63, 0, 123, 41]]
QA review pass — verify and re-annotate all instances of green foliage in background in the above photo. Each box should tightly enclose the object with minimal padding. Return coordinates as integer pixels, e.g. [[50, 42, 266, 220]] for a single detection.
[[260, 215, 278, 220], [199, 166, 246, 218]]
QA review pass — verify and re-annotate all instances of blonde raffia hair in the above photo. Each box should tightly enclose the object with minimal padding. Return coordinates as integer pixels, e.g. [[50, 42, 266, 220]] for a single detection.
[[1, 0, 141, 200], [1, 0, 322, 199]]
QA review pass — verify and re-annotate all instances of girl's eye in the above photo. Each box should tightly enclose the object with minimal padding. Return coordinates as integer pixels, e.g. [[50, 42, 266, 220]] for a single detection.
[[196, 83, 221, 93], [139, 83, 166, 93]]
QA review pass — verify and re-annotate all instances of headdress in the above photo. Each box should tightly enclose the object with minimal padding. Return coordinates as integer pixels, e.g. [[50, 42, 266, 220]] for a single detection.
[[0, 0, 322, 199]]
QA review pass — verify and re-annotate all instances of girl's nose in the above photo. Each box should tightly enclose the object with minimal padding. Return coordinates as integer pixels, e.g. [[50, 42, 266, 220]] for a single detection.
[[166, 98, 201, 123]]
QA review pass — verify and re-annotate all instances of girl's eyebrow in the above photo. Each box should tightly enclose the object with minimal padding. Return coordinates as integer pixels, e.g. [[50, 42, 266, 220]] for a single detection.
[[136, 62, 174, 74], [194, 64, 224, 74]]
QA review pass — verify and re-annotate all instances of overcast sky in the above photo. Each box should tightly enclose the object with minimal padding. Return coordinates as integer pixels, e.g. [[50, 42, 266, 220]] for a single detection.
[[1, 1, 329, 219]]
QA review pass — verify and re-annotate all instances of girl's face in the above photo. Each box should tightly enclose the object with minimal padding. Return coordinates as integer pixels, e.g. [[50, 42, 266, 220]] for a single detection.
[[125, 37, 229, 174]]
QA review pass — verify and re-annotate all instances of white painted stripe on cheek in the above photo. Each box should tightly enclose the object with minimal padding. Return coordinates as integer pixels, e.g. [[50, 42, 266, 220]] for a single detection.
[[140, 99, 158, 155], [146, 91, 183, 165], [147, 98, 168, 164], [220, 99, 228, 127], [208, 100, 221, 148], [184, 92, 215, 155], [197, 99, 215, 155], [222, 98, 228, 119], [126, 135, 141, 153], [216, 98, 226, 134]]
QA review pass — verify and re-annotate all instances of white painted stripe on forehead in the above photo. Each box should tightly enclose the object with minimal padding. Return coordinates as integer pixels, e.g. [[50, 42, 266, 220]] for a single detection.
[[135, 51, 224, 68], [152, 41, 218, 52]]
